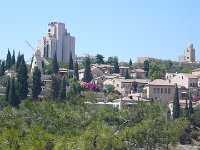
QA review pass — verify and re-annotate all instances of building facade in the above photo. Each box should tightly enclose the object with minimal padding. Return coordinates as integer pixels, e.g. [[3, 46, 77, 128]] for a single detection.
[[38, 22, 75, 62], [185, 43, 195, 63]]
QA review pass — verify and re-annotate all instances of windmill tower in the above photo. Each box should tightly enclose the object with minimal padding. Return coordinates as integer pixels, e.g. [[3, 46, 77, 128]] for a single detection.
[[31, 48, 43, 73], [26, 41, 49, 74]]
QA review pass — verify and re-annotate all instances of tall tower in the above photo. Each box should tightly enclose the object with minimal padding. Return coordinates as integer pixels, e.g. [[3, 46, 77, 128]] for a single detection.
[[37, 22, 75, 63], [185, 43, 195, 63]]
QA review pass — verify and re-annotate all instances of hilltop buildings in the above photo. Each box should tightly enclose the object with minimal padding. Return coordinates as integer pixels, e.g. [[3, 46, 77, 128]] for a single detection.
[[38, 22, 75, 62]]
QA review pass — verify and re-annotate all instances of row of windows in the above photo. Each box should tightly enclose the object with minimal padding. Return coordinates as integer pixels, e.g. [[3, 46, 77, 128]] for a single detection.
[[190, 83, 198, 87], [153, 88, 171, 94]]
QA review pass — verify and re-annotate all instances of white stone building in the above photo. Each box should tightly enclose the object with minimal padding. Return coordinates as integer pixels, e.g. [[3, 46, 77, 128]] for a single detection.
[[38, 22, 75, 62]]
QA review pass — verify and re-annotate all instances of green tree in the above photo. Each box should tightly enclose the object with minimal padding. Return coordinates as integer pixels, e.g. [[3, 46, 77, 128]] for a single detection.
[[143, 60, 149, 77], [106, 56, 118, 65], [188, 93, 194, 115], [0, 61, 5, 76], [113, 58, 119, 73], [95, 54, 104, 64], [125, 69, 130, 79], [83, 57, 93, 82], [129, 58, 132, 66], [16, 52, 21, 71], [149, 63, 166, 80], [74, 61, 79, 80], [9, 78, 20, 107], [51, 75, 61, 99], [6, 49, 12, 69], [52, 52, 59, 74], [69, 51, 74, 70], [173, 84, 180, 119], [68, 78, 82, 105], [185, 99, 189, 118], [59, 76, 66, 101], [16, 54, 29, 101], [11, 50, 15, 66], [32, 67, 42, 100], [4, 78, 10, 104]]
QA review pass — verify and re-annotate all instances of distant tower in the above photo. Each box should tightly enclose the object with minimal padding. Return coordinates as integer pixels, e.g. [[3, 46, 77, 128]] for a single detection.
[[185, 43, 195, 63]]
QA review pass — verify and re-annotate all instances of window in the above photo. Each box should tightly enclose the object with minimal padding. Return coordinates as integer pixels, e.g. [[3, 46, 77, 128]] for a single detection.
[[165, 88, 167, 93], [196, 83, 198, 87], [193, 83, 195, 87], [153, 88, 156, 93], [161, 88, 163, 93], [190, 83, 192, 87], [157, 88, 160, 93], [182, 76, 183, 79], [117, 84, 119, 87], [48, 29, 51, 32], [168, 88, 171, 94]]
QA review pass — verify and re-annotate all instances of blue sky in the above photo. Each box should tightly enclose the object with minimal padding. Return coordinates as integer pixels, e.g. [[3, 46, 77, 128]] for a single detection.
[[0, 0, 200, 62]]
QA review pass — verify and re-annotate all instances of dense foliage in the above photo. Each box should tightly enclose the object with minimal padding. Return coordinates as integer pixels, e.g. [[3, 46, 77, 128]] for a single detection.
[[0, 99, 187, 149]]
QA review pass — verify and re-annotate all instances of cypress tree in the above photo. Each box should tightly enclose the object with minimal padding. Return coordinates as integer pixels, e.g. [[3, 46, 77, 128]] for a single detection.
[[6, 49, 12, 69], [188, 93, 194, 115], [9, 78, 20, 107], [113, 58, 119, 73], [74, 61, 79, 80], [69, 51, 74, 70], [125, 69, 130, 79], [59, 76, 66, 101], [129, 58, 132, 66], [16, 52, 21, 71], [52, 52, 59, 74], [185, 99, 189, 118], [11, 50, 15, 66], [173, 84, 180, 119], [83, 57, 93, 82], [4, 78, 10, 104], [0, 61, 5, 76], [16, 55, 29, 101], [51, 75, 61, 99], [32, 67, 42, 100], [143, 60, 149, 77]]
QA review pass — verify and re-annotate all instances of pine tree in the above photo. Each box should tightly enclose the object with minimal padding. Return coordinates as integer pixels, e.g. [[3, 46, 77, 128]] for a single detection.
[[113, 58, 119, 73], [143, 60, 149, 77], [0, 61, 5, 76], [95, 54, 104, 64], [74, 61, 79, 80], [16, 52, 21, 71], [185, 99, 189, 118], [173, 84, 180, 119], [59, 76, 66, 101], [188, 93, 194, 115], [69, 51, 74, 70], [9, 78, 20, 107], [16, 55, 29, 101], [83, 57, 93, 82], [11, 50, 15, 66], [125, 69, 130, 79], [6, 49, 12, 69], [52, 52, 59, 74], [4, 78, 10, 104], [129, 58, 132, 66], [32, 67, 42, 100], [51, 75, 61, 99]]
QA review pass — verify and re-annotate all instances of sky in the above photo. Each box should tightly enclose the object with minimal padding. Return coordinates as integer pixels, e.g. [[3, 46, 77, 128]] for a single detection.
[[0, 0, 200, 62]]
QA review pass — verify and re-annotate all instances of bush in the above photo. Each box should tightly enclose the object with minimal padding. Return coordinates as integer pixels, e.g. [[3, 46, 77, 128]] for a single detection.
[[191, 131, 200, 140]]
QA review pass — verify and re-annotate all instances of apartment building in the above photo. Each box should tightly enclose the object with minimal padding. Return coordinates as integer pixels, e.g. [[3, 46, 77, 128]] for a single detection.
[[142, 79, 176, 104]]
